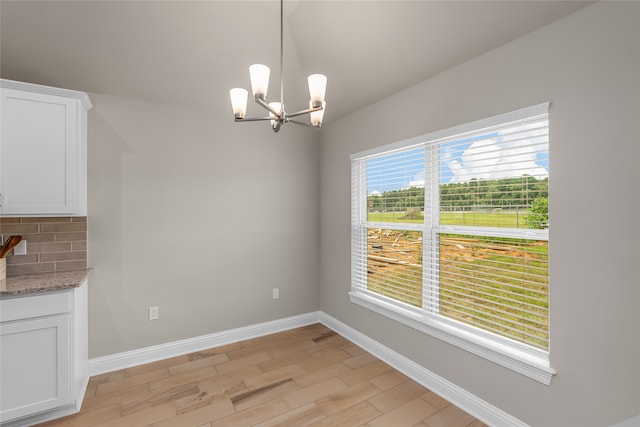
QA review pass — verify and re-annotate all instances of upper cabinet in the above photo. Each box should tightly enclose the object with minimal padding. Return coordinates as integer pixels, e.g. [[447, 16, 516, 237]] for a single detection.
[[0, 80, 92, 216]]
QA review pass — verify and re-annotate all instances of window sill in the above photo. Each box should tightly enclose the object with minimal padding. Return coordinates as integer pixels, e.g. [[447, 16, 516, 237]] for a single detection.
[[349, 291, 556, 385]]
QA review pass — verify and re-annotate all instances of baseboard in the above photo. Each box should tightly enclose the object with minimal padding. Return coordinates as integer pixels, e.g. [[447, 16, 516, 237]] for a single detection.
[[610, 415, 640, 427], [319, 312, 528, 427], [1, 403, 80, 427], [88, 310, 525, 426], [89, 311, 321, 375]]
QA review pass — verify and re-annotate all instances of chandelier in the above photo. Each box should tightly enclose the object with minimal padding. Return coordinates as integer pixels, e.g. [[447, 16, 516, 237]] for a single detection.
[[229, 0, 327, 132]]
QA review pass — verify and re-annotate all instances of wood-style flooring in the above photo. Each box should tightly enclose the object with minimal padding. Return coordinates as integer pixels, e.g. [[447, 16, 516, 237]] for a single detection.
[[37, 324, 488, 427]]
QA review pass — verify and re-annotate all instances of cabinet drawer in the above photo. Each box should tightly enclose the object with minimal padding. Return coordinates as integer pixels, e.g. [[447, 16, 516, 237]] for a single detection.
[[0, 291, 71, 322]]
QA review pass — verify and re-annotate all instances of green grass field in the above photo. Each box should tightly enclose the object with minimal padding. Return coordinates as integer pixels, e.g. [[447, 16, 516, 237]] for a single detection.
[[365, 214, 549, 350], [368, 210, 532, 228]]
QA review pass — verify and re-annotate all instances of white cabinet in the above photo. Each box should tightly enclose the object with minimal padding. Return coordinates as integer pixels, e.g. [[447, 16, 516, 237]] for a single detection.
[[0, 283, 88, 426], [0, 80, 92, 216], [1, 314, 71, 419]]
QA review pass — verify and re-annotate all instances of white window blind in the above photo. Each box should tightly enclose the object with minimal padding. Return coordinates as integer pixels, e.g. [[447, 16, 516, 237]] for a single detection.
[[350, 103, 553, 383]]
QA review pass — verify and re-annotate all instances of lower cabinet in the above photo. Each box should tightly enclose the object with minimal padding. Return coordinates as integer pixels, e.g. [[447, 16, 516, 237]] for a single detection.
[[1, 314, 71, 419], [0, 282, 88, 426]]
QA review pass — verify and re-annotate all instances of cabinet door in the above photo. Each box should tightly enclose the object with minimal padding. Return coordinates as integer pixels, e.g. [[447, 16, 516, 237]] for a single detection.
[[0, 314, 70, 421], [1, 88, 79, 214]]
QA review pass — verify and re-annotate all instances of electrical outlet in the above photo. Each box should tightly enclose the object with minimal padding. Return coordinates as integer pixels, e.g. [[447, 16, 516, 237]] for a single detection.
[[272, 288, 279, 299], [149, 306, 159, 320], [13, 240, 27, 256]]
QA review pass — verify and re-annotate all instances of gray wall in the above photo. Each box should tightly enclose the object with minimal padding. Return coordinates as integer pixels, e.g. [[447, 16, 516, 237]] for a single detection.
[[77, 2, 639, 425], [319, 3, 639, 426], [87, 94, 320, 358]]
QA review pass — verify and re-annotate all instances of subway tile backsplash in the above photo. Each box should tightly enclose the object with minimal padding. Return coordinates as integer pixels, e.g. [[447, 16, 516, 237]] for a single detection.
[[0, 217, 87, 276]]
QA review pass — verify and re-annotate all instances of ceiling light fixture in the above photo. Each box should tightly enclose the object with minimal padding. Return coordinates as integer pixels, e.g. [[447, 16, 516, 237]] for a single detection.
[[229, 0, 327, 132]]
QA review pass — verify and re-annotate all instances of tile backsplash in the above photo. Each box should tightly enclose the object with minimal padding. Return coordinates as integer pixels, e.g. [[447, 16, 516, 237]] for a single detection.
[[0, 217, 87, 276]]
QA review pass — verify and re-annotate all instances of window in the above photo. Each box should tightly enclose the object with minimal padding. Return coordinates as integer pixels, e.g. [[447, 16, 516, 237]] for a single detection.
[[350, 104, 554, 384]]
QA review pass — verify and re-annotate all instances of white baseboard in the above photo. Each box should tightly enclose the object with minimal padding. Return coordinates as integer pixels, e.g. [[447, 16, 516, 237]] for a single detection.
[[89, 312, 321, 375], [1, 404, 82, 427], [88, 310, 526, 426], [319, 312, 528, 427], [610, 415, 640, 427]]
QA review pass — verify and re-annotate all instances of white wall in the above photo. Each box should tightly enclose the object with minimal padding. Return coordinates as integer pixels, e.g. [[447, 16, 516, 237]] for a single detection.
[[87, 94, 321, 358], [319, 2, 640, 426]]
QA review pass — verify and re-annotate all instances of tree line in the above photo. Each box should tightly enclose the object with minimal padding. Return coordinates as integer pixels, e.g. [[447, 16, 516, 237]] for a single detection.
[[368, 176, 548, 211]]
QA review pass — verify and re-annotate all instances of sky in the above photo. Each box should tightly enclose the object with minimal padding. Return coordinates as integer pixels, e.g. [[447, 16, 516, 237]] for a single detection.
[[367, 122, 549, 195]]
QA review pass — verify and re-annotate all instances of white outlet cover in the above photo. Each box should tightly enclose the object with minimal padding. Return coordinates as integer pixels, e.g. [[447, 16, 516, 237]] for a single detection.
[[13, 240, 27, 255]]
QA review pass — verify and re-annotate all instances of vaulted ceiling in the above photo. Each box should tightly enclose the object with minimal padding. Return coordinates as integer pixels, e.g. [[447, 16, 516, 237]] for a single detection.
[[1, 1, 591, 125]]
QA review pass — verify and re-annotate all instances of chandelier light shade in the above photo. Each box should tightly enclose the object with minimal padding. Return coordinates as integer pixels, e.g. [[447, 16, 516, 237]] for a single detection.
[[308, 74, 327, 106], [249, 64, 270, 98], [229, 0, 327, 132], [309, 101, 326, 127], [268, 102, 282, 128], [229, 88, 248, 119]]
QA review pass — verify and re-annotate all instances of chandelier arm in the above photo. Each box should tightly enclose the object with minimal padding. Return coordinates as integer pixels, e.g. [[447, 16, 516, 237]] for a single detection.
[[234, 116, 274, 122], [286, 106, 323, 119], [255, 96, 282, 117]]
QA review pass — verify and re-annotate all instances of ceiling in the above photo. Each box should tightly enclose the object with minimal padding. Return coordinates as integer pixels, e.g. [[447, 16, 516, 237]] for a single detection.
[[0, 1, 591, 125]]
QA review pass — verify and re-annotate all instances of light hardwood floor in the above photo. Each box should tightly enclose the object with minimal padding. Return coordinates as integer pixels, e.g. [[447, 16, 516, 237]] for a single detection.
[[37, 324, 488, 427]]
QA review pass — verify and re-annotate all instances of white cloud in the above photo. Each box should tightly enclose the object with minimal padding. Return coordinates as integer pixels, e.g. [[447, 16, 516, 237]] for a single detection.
[[405, 170, 425, 188], [447, 137, 548, 183]]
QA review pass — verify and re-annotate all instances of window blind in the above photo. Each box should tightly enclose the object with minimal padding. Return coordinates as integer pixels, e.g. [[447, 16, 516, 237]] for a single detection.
[[351, 103, 549, 354]]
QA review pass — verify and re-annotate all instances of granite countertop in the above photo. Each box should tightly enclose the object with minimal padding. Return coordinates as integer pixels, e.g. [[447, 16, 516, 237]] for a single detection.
[[0, 269, 91, 297]]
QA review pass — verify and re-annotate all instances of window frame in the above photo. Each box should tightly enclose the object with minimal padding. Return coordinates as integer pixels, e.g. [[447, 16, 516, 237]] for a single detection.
[[350, 103, 555, 385]]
